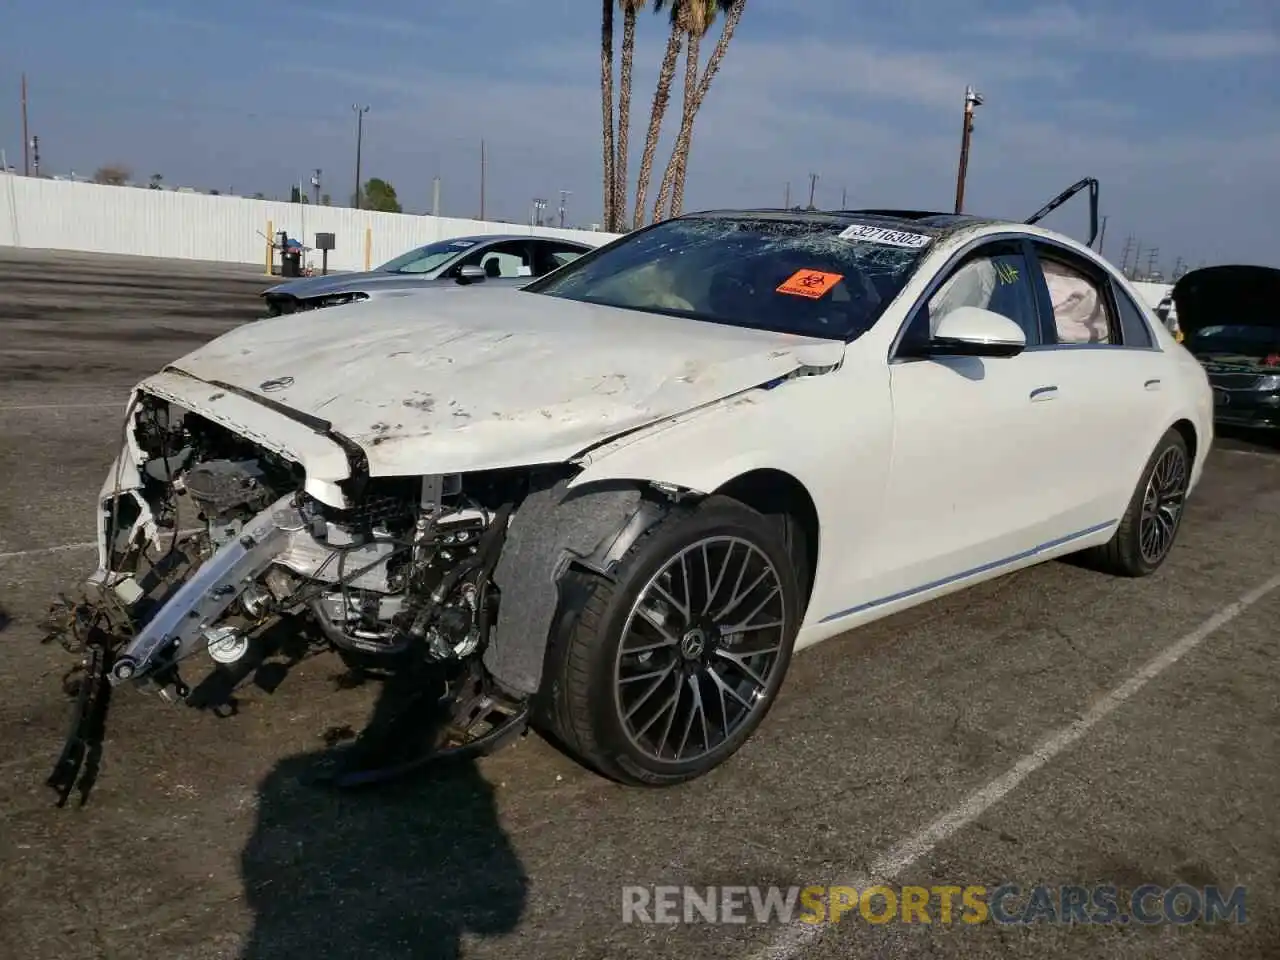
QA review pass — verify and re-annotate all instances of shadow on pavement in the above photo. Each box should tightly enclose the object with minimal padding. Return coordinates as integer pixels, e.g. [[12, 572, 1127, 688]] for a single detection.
[[239, 662, 529, 960]]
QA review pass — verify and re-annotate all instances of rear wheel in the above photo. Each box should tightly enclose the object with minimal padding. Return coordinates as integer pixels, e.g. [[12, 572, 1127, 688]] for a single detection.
[[541, 496, 801, 786], [1086, 428, 1191, 577]]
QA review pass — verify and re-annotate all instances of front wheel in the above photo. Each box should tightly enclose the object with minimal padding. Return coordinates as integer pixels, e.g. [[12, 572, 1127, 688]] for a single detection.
[[1086, 427, 1191, 577], [541, 496, 802, 786]]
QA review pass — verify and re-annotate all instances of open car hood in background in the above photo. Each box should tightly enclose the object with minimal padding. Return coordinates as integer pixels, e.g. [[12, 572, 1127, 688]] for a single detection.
[[1171, 264, 1280, 340]]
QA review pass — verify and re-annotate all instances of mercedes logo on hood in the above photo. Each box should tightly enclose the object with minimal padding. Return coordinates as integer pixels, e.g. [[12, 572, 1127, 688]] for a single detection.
[[259, 376, 294, 392]]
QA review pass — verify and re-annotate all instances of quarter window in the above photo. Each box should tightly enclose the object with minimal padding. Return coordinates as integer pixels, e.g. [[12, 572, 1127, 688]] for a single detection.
[[1112, 285, 1156, 347]]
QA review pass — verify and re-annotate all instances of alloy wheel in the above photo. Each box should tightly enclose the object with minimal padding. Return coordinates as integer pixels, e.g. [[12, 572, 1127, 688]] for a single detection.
[[613, 536, 788, 764], [1139, 444, 1189, 564]]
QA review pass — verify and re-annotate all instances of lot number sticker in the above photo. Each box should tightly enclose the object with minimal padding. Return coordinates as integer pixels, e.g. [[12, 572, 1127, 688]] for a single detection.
[[838, 224, 933, 248], [776, 269, 844, 299]]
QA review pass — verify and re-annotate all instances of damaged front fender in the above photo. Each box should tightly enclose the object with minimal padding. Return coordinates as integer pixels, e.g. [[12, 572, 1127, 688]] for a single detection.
[[483, 479, 672, 698]]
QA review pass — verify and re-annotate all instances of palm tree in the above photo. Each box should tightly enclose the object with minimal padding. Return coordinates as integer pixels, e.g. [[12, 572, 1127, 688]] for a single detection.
[[601, 0, 617, 231], [630, 0, 684, 229], [613, 0, 649, 231], [653, 0, 746, 221]]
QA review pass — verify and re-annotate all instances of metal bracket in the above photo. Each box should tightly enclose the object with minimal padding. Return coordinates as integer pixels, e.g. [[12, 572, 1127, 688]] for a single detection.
[[108, 494, 302, 686]]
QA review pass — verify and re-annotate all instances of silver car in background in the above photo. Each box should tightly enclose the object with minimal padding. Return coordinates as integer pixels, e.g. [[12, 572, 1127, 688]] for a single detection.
[[261, 233, 597, 316]]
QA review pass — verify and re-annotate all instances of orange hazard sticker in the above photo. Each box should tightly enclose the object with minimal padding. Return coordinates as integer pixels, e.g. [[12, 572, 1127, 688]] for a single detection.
[[776, 269, 843, 299]]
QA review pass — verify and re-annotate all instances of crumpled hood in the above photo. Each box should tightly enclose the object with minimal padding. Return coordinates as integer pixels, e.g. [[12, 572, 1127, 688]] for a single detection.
[[157, 289, 845, 476]]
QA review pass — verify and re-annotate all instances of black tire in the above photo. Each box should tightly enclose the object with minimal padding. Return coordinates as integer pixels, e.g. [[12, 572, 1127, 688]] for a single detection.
[[1083, 427, 1191, 577], [539, 495, 802, 786]]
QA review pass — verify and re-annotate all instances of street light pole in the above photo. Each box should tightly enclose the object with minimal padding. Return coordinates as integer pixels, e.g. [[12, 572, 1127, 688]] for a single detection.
[[352, 104, 369, 209], [21, 73, 30, 177], [559, 189, 571, 228], [953, 85, 983, 214]]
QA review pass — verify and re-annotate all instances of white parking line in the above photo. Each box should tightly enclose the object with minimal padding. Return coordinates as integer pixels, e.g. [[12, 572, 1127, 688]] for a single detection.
[[753, 570, 1280, 960], [1220, 447, 1279, 461], [0, 529, 202, 562], [0, 541, 96, 561], [0, 403, 125, 412]]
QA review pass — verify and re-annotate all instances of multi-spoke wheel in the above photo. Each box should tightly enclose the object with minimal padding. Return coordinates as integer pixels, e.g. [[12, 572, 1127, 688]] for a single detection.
[[540, 496, 803, 785], [1138, 443, 1189, 565], [1086, 427, 1192, 577]]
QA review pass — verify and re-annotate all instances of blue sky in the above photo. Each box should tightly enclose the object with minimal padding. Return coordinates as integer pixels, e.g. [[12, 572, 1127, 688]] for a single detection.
[[1, 0, 1277, 269]]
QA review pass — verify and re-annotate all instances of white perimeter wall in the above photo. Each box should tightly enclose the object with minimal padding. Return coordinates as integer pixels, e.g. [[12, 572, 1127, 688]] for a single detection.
[[1129, 279, 1173, 309], [0, 173, 622, 272]]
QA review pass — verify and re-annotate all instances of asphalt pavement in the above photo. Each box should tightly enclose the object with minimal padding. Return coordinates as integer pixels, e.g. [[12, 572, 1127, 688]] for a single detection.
[[1, 247, 1278, 960]]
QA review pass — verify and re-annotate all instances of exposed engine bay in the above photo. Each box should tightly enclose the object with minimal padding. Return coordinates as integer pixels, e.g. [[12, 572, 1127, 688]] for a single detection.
[[43, 388, 628, 805]]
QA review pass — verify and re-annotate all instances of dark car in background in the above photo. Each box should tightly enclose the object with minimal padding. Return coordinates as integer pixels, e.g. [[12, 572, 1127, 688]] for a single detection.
[[261, 233, 598, 316], [1174, 264, 1280, 431]]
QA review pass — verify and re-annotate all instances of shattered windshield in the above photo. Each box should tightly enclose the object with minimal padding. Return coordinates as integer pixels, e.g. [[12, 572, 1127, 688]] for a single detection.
[[377, 238, 480, 274], [524, 215, 933, 340]]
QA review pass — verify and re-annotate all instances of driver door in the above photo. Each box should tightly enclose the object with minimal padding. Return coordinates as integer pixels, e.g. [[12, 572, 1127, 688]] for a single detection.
[[863, 240, 1083, 605], [449, 240, 534, 279]]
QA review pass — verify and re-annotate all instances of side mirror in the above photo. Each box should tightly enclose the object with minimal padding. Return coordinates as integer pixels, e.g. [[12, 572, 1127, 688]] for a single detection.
[[456, 264, 486, 284], [928, 306, 1027, 358]]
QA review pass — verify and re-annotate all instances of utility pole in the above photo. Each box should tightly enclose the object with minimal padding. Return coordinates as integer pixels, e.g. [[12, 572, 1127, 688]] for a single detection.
[[310, 168, 322, 204], [352, 104, 369, 208], [784, 181, 791, 209], [431, 176, 441, 217], [1145, 247, 1160, 279], [20, 73, 30, 176], [1119, 234, 1134, 274], [807, 172, 819, 209], [531, 197, 547, 227], [953, 85, 984, 214], [479, 139, 487, 221], [30, 135, 40, 177], [559, 189, 571, 228], [841, 185, 848, 208], [1132, 240, 1143, 279]]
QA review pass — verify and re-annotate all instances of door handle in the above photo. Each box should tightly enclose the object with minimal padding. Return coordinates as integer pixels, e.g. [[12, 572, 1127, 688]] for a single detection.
[[1029, 385, 1058, 401], [1144, 378, 1162, 390]]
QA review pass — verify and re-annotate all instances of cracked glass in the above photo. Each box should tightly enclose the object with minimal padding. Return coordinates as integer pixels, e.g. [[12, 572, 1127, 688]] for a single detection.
[[525, 215, 934, 341]]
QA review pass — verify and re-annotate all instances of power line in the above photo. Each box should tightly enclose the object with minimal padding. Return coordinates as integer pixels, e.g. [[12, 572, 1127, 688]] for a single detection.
[[1119, 234, 1135, 275]]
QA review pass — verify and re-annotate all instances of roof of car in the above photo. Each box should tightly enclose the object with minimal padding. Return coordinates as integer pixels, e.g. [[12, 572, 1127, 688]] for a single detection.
[[680, 208, 1004, 235], [447, 233, 593, 247]]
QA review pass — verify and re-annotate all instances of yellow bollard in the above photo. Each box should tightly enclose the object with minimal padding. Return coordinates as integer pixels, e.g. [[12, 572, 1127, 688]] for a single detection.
[[364, 226, 372, 271], [265, 220, 273, 275]]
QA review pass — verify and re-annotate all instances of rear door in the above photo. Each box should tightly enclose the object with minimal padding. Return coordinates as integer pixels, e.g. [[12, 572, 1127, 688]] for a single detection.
[[1024, 239, 1172, 523]]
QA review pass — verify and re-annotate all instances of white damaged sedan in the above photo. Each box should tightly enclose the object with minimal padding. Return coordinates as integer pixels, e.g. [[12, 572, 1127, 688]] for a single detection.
[[46, 207, 1214, 800]]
